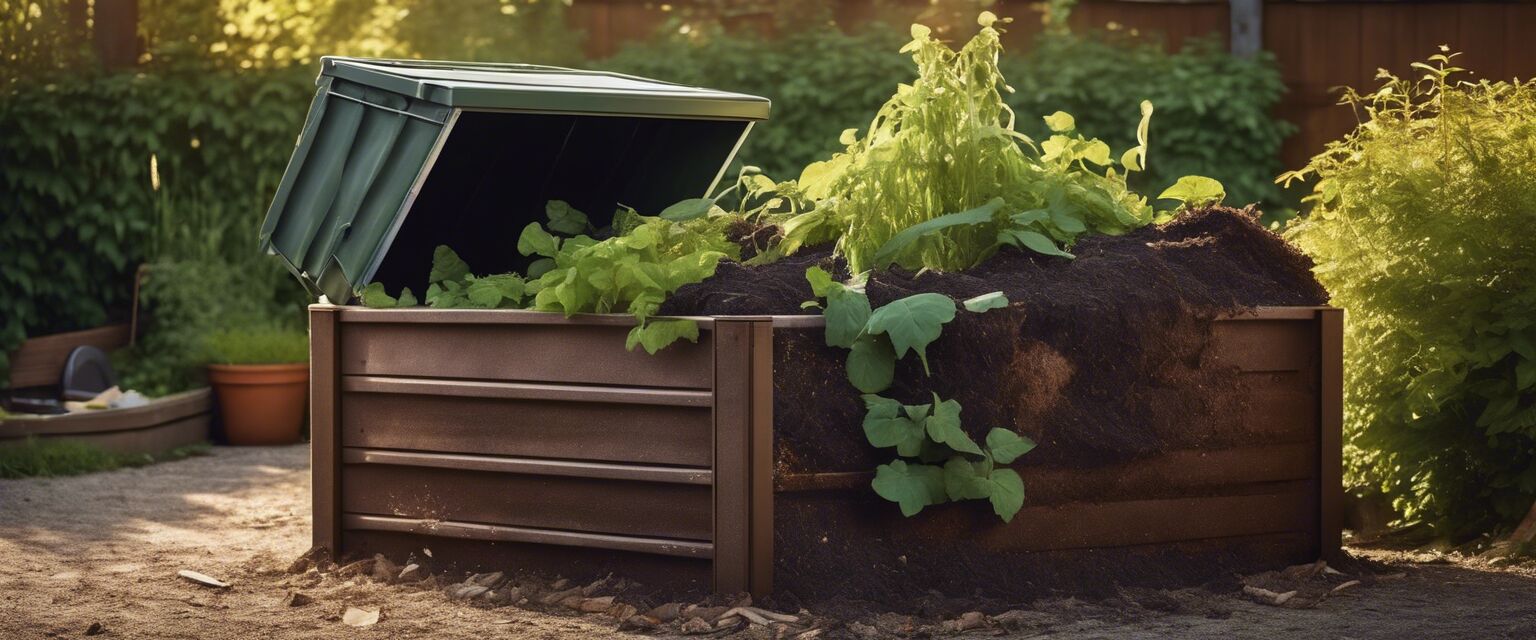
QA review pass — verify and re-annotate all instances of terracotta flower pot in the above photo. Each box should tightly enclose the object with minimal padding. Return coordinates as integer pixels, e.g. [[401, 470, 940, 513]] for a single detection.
[[207, 363, 308, 445]]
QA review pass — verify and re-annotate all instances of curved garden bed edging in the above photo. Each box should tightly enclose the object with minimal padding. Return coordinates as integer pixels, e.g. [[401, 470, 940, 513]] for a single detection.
[[0, 388, 213, 455]]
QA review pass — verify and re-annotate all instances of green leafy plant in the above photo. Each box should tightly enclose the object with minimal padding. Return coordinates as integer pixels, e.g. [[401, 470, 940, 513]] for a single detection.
[[1282, 51, 1536, 537], [773, 13, 1216, 274], [522, 211, 740, 354], [806, 266, 1034, 521], [203, 326, 309, 365]]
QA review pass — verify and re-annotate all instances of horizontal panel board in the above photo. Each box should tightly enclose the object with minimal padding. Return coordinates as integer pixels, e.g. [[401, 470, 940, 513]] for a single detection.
[[341, 390, 712, 466], [344, 529, 712, 596], [343, 376, 712, 406], [1240, 373, 1320, 444], [343, 464, 713, 540], [343, 448, 712, 484], [339, 321, 713, 388], [1209, 318, 1320, 373], [778, 444, 1318, 505], [344, 513, 713, 558], [958, 490, 1314, 552]]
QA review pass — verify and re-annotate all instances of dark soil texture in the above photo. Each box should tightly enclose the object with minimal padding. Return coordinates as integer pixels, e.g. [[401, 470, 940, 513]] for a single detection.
[[666, 207, 1333, 607]]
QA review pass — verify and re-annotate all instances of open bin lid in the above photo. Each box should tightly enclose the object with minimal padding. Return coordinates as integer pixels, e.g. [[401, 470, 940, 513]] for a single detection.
[[258, 57, 770, 302]]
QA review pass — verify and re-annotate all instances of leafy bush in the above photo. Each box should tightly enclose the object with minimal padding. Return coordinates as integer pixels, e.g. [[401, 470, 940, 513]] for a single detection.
[[600, 19, 1291, 213], [204, 326, 308, 365], [1283, 54, 1536, 537], [0, 67, 315, 387], [1002, 32, 1293, 214], [601, 23, 913, 182], [113, 259, 302, 396]]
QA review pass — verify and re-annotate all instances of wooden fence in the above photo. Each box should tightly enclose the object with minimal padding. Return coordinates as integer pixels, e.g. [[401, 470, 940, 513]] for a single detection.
[[567, 0, 1536, 170]]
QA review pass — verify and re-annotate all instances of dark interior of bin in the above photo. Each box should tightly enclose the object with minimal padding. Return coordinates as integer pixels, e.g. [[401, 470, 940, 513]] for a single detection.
[[371, 110, 748, 294]]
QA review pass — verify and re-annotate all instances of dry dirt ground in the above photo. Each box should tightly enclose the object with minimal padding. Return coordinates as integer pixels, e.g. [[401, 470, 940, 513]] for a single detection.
[[3, 445, 1536, 639]]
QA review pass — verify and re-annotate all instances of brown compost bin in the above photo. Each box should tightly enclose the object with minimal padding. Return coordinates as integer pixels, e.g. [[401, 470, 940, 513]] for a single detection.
[[308, 303, 1342, 599]]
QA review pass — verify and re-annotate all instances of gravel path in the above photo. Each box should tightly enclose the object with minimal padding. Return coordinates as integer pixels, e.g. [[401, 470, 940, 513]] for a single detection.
[[1, 445, 1534, 639]]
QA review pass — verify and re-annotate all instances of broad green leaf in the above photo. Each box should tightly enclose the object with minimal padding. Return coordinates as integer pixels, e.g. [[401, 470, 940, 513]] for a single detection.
[[396, 287, 418, 307], [872, 198, 1005, 268], [866, 293, 957, 372], [545, 200, 589, 235], [924, 395, 982, 455], [1050, 207, 1087, 234], [624, 319, 701, 354], [465, 274, 523, 308], [943, 456, 993, 500], [962, 291, 1009, 313], [659, 197, 715, 221], [1043, 111, 1076, 133], [986, 428, 1037, 464], [862, 394, 926, 456], [804, 265, 835, 298], [998, 228, 1074, 259], [825, 284, 872, 348], [527, 257, 556, 278], [517, 223, 559, 258], [1158, 176, 1226, 208], [988, 468, 1026, 522], [358, 282, 398, 308], [847, 335, 896, 393], [429, 245, 471, 284], [1080, 139, 1112, 166], [871, 460, 947, 517]]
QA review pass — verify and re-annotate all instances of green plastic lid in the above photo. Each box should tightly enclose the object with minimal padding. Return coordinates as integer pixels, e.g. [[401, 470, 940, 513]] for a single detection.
[[259, 57, 770, 302]]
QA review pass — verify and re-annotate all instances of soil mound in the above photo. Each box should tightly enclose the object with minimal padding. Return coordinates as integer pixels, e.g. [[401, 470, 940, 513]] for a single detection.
[[666, 207, 1329, 606], [664, 206, 1327, 471]]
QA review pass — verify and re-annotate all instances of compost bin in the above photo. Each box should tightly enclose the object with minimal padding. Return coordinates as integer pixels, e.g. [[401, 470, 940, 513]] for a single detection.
[[262, 58, 1341, 602]]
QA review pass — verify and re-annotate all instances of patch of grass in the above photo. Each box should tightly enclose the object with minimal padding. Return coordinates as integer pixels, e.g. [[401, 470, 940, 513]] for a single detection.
[[0, 438, 211, 479]]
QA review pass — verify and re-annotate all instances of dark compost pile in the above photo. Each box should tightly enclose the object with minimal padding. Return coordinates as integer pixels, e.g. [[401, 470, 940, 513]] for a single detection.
[[662, 206, 1330, 607]]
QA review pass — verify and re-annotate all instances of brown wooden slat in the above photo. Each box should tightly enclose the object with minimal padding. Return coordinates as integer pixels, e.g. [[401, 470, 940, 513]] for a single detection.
[[712, 319, 753, 594], [778, 443, 1318, 504], [1209, 318, 1320, 373], [337, 307, 715, 327], [343, 530, 712, 596], [340, 390, 713, 467], [1241, 374, 1320, 444], [311, 306, 343, 553], [0, 413, 210, 455], [1319, 308, 1344, 560], [342, 448, 713, 485], [955, 490, 1314, 552], [5, 324, 131, 388], [339, 321, 713, 389], [343, 463, 713, 541], [343, 375, 712, 407], [343, 514, 713, 559]]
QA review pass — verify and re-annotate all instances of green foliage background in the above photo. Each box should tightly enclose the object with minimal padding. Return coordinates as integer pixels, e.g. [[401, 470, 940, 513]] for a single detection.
[[1, 0, 1291, 390], [1285, 58, 1536, 537], [602, 23, 1293, 211]]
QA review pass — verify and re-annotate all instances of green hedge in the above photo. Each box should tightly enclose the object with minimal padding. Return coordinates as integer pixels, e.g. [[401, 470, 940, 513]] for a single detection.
[[601, 25, 1293, 211], [1285, 59, 1536, 537], [0, 67, 315, 386]]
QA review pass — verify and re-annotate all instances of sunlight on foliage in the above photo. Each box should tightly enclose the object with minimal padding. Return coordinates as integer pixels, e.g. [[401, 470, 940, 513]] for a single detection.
[[1283, 51, 1536, 537]]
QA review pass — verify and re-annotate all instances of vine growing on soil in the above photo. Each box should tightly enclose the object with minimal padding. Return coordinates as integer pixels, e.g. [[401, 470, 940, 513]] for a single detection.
[[805, 266, 1036, 521]]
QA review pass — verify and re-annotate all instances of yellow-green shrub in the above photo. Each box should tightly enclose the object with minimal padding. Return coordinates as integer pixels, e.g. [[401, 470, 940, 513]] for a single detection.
[[1284, 53, 1536, 537]]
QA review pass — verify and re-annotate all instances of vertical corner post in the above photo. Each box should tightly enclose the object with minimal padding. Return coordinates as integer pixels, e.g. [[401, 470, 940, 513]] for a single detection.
[[1318, 307, 1344, 560], [712, 317, 775, 597], [309, 305, 343, 554]]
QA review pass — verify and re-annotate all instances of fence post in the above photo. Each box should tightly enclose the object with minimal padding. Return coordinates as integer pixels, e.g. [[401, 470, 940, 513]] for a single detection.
[[1230, 0, 1263, 57]]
